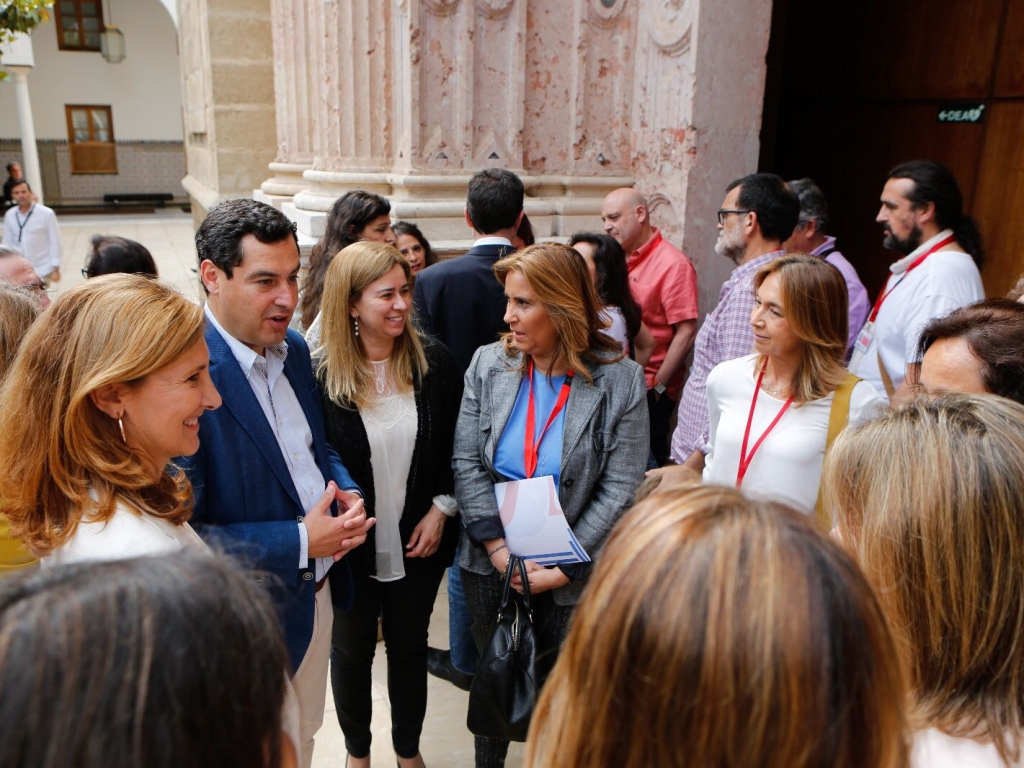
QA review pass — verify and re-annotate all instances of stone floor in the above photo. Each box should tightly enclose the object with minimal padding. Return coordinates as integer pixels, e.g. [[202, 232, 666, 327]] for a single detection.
[[3, 210, 524, 768]]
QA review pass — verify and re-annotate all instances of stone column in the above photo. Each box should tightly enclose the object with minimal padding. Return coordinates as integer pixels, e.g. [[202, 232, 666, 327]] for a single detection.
[[630, 0, 773, 315], [7, 68, 43, 205], [283, 0, 634, 252], [254, 0, 316, 210]]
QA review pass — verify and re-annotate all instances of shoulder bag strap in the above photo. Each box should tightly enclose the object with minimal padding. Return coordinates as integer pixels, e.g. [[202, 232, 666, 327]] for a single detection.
[[814, 373, 860, 530], [876, 350, 896, 399]]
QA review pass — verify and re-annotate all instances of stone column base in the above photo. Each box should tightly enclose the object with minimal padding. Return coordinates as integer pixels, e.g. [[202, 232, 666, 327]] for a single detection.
[[253, 162, 313, 210], [283, 171, 634, 255]]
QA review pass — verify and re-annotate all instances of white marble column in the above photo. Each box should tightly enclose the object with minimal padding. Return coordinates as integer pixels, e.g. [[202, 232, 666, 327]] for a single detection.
[[7, 68, 43, 205]]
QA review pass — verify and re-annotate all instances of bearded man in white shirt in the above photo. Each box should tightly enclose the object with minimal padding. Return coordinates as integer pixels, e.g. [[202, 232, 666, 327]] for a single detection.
[[850, 160, 984, 401]]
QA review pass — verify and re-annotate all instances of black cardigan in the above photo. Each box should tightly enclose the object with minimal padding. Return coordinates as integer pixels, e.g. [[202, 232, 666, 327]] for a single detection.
[[319, 338, 463, 576]]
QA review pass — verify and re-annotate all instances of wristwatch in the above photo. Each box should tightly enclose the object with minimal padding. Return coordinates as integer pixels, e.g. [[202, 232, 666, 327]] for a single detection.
[[654, 381, 667, 395]]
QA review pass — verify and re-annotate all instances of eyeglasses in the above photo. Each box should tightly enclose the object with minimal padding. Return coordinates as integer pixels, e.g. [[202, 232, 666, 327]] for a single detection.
[[717, 209, 751, 226], [81, 267, 91, 278]]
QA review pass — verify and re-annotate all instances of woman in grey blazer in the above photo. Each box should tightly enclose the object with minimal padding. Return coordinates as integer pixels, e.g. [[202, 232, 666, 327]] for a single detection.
[[453, 243, 649, 768]]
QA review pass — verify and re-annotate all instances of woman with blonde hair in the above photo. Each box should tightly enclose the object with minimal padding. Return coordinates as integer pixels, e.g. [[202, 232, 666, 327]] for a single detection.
[[703, 253, 881, 517], [316, 241, 461, 768], [455, 242, 649, 767], [824, 394, 1024, 767], [0, 281, 42, 575], [0, 274, 222, 563], [525, 484, 908, 768]]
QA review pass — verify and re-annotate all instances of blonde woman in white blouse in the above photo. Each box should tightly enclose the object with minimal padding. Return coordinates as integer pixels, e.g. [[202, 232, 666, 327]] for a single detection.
[[315, 241, 462, 768], [703, 254, 881, 516]]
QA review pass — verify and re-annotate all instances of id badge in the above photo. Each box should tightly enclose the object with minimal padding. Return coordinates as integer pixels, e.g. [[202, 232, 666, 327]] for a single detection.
[[849, 320, 875, 370]]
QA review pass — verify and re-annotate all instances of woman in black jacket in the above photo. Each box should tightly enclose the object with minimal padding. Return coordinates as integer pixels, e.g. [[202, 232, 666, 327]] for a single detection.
[[315, 241, 462, 768]]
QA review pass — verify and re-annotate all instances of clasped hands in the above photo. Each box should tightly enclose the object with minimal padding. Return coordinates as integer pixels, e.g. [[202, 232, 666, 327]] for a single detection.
[[486, 539, 569, 595], [305, 482, 375, 561]]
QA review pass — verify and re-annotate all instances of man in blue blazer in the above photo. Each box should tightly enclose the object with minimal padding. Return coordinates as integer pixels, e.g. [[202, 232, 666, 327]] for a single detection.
[[412, 168, 524, 691], [178, 199, 374, 768]]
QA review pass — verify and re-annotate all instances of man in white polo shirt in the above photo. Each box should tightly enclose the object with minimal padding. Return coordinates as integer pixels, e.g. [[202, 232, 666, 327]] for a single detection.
[[850, 160, 984, 401]]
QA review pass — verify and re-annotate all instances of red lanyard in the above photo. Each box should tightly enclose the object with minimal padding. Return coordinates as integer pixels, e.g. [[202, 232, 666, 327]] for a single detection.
[[867, 234, 956, 322], [737, 361, 794, 487], [523, 360, 574, 478]]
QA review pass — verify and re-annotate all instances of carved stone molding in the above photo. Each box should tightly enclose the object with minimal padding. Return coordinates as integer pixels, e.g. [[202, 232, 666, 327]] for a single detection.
[[589, 0, 627, 28], [646, 0, 692, 55], [423, 0, 460, 17], [474, 0, 514, 20]]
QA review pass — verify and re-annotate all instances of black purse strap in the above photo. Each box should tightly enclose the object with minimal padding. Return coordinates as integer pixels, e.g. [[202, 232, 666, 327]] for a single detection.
[[498, 555, 533, 619]]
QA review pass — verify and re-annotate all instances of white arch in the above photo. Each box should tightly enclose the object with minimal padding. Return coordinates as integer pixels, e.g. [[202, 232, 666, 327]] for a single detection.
[[156, 0, 178, 29]]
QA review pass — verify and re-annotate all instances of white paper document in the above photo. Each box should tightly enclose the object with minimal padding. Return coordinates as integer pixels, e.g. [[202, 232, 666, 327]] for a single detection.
[[493, 475, 590, 565]]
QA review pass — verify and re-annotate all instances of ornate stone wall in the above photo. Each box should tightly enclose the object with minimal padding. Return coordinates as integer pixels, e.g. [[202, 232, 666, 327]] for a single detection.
[[181, 0, 773, 303]]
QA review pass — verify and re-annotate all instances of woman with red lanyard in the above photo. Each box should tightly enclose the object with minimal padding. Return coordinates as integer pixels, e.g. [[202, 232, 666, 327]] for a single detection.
[[703, 254, 882, 517], [452, 243, 649, 768]]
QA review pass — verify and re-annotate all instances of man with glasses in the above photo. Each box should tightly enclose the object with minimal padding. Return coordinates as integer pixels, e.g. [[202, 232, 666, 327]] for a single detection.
[[0, 245, 51, 309], [600, 187, 698, 465], [1, 180, 62, 285], [659, 173, 798, 475]]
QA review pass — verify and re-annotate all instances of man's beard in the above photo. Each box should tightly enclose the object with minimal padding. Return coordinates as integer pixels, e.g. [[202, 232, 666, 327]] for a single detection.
[[883, 223, 923, 256], [715, 231, 747, 264]]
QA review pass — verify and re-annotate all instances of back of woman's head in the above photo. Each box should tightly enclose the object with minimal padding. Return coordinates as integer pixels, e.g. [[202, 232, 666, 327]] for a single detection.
[[301, 190, 392, 328], [0, 275, 204, 553], [527, 485, 907, 768], [494, 243, 620, 382], [568, 232, 641, 340], [317, 241, 426, 408], [84, 235, 158, 278], [0, 552, 288, 768], [824, 393, 1024, 761], [0, 281, 41, 382], [754, 253, 849, 401]]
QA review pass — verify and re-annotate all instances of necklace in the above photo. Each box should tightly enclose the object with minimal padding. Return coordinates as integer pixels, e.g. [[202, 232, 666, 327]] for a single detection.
[[760, 376, 791, 398], [371, 360, 390, 396]]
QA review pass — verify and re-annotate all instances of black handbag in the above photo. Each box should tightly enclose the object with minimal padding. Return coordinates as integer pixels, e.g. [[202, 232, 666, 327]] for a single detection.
[[467, 555, 539, 742]]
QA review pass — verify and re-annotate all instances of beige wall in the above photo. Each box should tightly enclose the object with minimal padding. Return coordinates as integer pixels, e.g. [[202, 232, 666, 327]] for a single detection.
[[0, 0, 182, 142]]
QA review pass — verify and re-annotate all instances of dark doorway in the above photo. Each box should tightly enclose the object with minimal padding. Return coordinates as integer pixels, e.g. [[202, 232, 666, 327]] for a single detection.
[[761, 0, 1024, 297]]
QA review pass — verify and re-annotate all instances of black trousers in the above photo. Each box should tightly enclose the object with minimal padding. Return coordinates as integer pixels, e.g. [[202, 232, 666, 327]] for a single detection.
[[461, 567, 575, 768], [330, 557, 447, 759], [647, 389, 677, 467]]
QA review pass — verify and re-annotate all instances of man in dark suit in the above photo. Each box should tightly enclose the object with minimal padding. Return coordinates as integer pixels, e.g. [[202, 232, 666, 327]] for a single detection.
[[178, 199, 374, 768], [412, 168, 524, 691], [413, 168, 524, 375]]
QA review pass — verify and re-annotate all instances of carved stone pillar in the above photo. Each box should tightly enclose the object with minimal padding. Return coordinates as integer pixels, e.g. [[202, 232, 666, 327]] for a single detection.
[[283, 0, 633, 252], [630, 0, 773, 314], [255, 0, 318, 208]]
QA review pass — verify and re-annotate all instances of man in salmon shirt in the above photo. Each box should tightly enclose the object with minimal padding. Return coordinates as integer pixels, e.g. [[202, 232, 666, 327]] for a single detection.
[[601, 187, 697, 465]]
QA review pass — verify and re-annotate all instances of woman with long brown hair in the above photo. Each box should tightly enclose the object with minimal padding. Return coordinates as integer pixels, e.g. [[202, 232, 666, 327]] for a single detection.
[[824, 394, 1024, 767], [454, 243, 649, 767], [526, 484, 909, 768], [703, 253, 881, 516]]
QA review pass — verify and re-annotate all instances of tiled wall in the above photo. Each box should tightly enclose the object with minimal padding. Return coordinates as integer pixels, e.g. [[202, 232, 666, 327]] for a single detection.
[[0, 140, 187, 207]]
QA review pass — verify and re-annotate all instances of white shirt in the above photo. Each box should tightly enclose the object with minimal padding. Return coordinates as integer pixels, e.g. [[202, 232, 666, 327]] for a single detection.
[[362, 362, 418, 581], [601, 305, 630, 355], [205, 305, 333, 579], [703, 355, 882, 514], [2, 202, 62, 275], [850, 229, 983, 398], [912, 728, 1024, 768], [43, 497, 206, 567]]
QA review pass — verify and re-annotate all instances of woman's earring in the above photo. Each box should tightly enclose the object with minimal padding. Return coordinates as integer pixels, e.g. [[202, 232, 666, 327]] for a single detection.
[[353, 318, 359, 337], [117, 416, 126, 444]]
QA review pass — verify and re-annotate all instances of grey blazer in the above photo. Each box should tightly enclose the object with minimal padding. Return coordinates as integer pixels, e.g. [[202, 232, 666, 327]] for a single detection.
[[453, 342, 649, 605]]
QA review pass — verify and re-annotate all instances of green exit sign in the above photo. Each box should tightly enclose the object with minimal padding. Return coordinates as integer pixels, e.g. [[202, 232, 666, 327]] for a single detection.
[[938, 104, 986, 124]]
